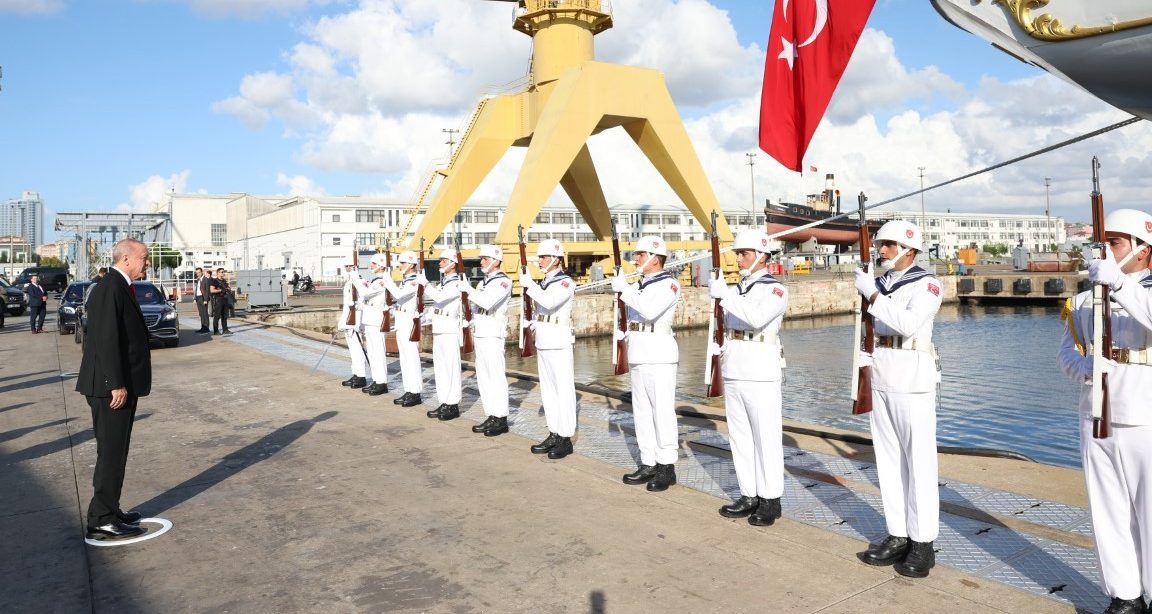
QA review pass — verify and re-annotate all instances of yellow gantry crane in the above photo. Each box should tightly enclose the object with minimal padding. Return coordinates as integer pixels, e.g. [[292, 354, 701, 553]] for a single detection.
[[406, 0, 733, 252]]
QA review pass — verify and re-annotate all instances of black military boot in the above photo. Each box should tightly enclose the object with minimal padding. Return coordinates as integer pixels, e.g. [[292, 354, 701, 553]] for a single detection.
[[483, 417, 509, 437], [531, 433, 560, 454], [857, 535, 910, 567], [427, 404, 447, 419], [399, 393, 422, 408], [622, 465, 657, 485], [472, 416, 496, 433], [364, 382, 388, 396], [748, 497, 782, 526], [894, 541, 936, 578], [347, 376, 367, 389], [646, 463, 677, 492], [1103, 596, 1146, 614], [547, 436, 573, 459], [719, 495, 760, 518], [437, 404, 460, 421]]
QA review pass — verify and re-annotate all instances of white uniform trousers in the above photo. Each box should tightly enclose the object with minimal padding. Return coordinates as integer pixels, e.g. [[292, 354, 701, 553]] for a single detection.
[[344, 329, 367, 378], [397, 336, 422, 394], [432, 333, 461, 405], [724, 379, 784, 499], [630, 362, 680, 466], [870, 390, 939, 542], [363, 327, 389, 384], [537, 347, 576, 437], [1081, 419, 1152, 601], [474, 337, 509, 418]]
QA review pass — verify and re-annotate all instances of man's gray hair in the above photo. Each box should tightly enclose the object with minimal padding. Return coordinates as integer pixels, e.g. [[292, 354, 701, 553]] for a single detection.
[[112, 238, 146, 264]]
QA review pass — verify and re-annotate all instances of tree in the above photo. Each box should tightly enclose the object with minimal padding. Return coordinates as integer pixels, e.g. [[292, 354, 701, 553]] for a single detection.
[[149, 244, 183, 270], [982, 243, 1009, 256], [38, 256, 65, 268]]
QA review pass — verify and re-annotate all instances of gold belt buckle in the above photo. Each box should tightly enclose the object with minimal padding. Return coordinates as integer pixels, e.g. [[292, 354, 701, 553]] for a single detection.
[[1112, 348, 1130, 363]]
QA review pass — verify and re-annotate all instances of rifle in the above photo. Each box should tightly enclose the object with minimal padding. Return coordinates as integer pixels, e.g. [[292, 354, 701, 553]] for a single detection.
[[610, 216, 629, 375], [455, 233, 474, 354], [851, 192, 875, 415], [1089, 156, 1112, 439], [346, 244, 358, 327], [409, 238, 425, 343], [517, 224, 536, 358], [706, 210, 724, 398], [380, 240, 393, 333]]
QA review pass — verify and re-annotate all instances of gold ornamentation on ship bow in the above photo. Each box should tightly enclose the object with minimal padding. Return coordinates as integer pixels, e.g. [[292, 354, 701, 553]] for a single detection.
[[991, 0, 1152, 41]]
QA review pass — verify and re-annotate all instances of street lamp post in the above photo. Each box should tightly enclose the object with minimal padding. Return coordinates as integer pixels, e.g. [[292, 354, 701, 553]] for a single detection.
[[917, 166, 927, 234], [746, 152, 757, 229], [1044, 177, 1053, 251]]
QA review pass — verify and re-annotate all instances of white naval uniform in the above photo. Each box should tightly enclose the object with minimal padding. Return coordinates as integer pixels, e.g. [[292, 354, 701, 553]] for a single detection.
[[338, 273, 367, 379], [384, 273, 423, 395], [469, 272, 512, 418], [719, 270, 789, 499], [525, 270, 577, 438], [350, 271, 390, 385], [867, 265, 943, 543], [423, 274, 462, 405], [1059, 270, 1152, 602], [618, 271, 681, 466]]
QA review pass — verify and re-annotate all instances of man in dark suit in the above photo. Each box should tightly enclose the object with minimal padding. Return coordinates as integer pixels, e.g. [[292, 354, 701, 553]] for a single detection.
[[195, 267, 211, 334], [25, 273, 48, 333], [77, 238, 152, 540]]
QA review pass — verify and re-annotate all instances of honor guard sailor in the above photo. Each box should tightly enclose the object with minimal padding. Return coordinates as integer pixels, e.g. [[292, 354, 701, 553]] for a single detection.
[[709, 230, 789, 525], [417, 249, 464, 421], [853, 220, 943, 578], [349, 253, 392, 396], [460, 245, 513, 437], [612, 235, 682, 491], [520, 239, 577, 459], [339, 256, 368, 389], [1059, 209, 1152, 614], [384, 251, 424, 407]]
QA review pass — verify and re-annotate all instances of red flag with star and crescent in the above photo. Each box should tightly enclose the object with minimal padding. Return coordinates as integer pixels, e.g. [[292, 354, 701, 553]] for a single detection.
[[759, 0, 876, 172]]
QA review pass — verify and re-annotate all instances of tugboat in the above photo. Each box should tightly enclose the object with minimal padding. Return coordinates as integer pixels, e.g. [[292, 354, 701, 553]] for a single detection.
[[764, 174, 882, 246]]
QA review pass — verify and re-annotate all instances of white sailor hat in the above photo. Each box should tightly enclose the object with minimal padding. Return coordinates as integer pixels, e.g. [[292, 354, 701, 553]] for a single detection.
[[396, 250, 418, 265], [875, 220, 923, 251], [369, 253, 389, 267], [733, 229, 775, 253], [478, 244, 504, 261], [635, 235, 668, 257], [536, 239, 564, 258], [1105, 208, 1152, 246], [437, 248, 458, 263]]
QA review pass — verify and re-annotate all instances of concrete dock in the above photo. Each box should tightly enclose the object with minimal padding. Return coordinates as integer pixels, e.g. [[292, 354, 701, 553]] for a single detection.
[[0, 304, 1106, 613]]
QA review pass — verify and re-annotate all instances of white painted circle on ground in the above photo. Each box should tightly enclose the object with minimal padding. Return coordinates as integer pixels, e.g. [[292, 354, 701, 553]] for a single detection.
[[84, 518, 173, 547]]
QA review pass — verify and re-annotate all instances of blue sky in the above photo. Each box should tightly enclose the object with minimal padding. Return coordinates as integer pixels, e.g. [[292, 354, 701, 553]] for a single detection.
[[1, 0, 1148, 238]]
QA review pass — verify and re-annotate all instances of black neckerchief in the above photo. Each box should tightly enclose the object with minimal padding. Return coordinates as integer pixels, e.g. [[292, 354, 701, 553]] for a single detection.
[[541, 271, 570, 290], [878, 265, 932, 296], [483, 272, 509, 288], [440, 274, 459, 288], [638, 271, 673, 291], [738, 272, 780, 295], [1139, 271, 1152, 289]]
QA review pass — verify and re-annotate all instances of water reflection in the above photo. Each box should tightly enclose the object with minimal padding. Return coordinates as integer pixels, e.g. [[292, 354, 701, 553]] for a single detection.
[[505, 304, 1082, 468]]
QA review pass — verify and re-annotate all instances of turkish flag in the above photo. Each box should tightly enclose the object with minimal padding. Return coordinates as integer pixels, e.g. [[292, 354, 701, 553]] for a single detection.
[[759, 0, 876, 172]]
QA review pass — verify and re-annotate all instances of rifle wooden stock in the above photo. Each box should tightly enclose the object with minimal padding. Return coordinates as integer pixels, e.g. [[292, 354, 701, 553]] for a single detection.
[[381, 243, 393, 333], [706, 211, 724, 398], [852, 193, 875, 415], [1089, 157, 1111, 439], [410, 240, 425, 343], [518, 225, 536, 358], [610, 219, 628, 375], [455, 235, 474, 355], [346, 245, 358, 327]]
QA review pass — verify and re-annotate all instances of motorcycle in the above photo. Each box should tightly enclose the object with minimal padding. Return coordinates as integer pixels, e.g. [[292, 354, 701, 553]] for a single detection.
[[294, 275, 315, 294]]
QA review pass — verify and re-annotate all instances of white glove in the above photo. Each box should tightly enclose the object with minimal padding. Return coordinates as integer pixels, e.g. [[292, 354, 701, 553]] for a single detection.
[[520, 318, 533, 330], [854, 268, 878, 299], [415, 272, 429, 287], [612, 329, 625, 342], [456, 279, 474, 294], [708, 342, 724, 357], [519, 272, 537, 290], [1088, 249, 1124, 290], [708, 278, 730, 300], [857, 351, 874, 368], [611, 275, 631, 294]]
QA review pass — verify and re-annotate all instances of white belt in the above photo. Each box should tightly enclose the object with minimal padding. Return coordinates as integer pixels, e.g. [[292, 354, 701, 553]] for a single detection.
[[535, 314, 569, 325], [876, 335, 930, 351], [474, 307, 499, 316], [431, 308, 458, 316], [627, 322, 673, 334], [725, 330, 775, 343], [1111, 347, 1152, 365]]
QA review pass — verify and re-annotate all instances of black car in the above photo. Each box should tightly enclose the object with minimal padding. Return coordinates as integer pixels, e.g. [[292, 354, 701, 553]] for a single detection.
[[57, 281, 94, 335], [76, 280, 181, 348], [14, 267, 71, 292], [1, 277, 28, 316]]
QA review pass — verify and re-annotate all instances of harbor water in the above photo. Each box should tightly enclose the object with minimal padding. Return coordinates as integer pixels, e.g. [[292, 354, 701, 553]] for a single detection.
[[504, 304, 1084, 468]]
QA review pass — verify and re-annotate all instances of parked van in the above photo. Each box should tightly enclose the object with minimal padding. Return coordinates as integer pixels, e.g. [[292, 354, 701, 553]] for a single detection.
[[15, 267, 71, 292]]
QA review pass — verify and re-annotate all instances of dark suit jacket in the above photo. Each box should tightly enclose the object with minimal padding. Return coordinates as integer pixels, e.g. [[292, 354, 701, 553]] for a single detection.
[[197, 276, 211, 302], [26, 283, 48, 307], [76, 271, 152, 398]]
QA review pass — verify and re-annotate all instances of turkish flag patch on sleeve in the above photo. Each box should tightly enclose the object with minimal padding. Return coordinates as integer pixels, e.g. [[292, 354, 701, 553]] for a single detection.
[[561, 281, 570, 289], [671, 284, 679, 294], [773, 287, 784, 297], [927, 283, 940, 296], [501, 282, 509, 289]]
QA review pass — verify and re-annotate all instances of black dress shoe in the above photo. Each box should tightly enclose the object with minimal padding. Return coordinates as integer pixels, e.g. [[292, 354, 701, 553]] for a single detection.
[[399, 393, 422, 408], [894, 540, 935, 578], [427, 404, 447, 419], [86, 520, 146, 540], [483, 416, 509, 437], [347, 376, 368, 389], [547, 436, 573, 459], [472, 416, 496, 433], [623, 465, 657, 485], [437, 404, 460, 421], [531, 433, 560, 454], [116, 510, 142, 524], [364, 382, 388, 396], [748, 497, 782, 526], [1103, 596, 1146, 614], [393, 392, 416, 405], [341, 375, 359, 387], [719, 495, 760, 518], [646, 463, 677, 492], [857, 535, 910, 567]]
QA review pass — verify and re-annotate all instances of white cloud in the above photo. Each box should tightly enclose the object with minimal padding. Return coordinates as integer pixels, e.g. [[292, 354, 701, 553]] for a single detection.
[[118, 171, 192, 213], [276, 172, 327, 197], [211, 96, 270, 130], [0, 0, 63, 14]]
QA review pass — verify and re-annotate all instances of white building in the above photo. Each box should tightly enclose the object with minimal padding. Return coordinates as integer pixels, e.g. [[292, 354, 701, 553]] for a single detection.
[[2, 191, 45, 248], [876, 210, 1067, 257], [142, 193, 233, 273]]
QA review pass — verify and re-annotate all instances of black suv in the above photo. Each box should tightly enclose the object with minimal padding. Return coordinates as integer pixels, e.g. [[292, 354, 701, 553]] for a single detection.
[[75, 281, 181, 348], [1, 277, 28, 316], [57, 280, 94, 335], [15, 267, 70, 293]]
